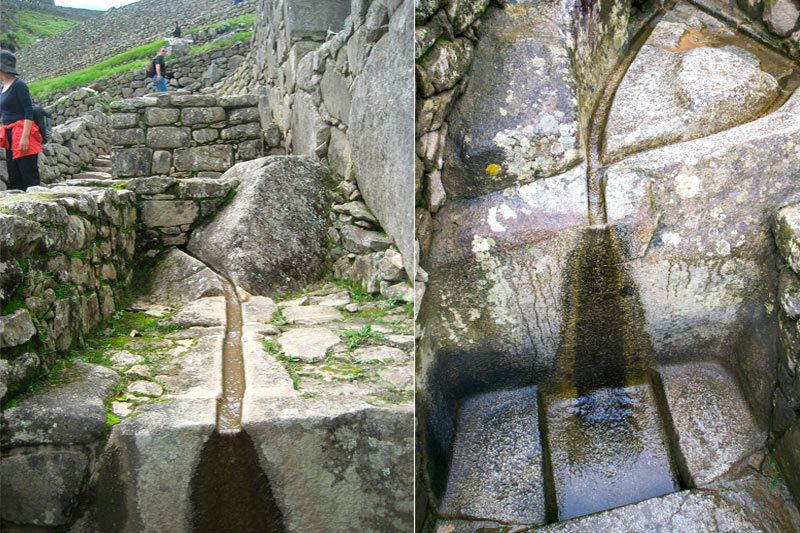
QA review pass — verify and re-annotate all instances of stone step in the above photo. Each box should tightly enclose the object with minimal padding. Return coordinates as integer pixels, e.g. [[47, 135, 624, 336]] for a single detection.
[[88, 166, 112, 173], [652, 362, 765, 487], [92, 157, 111, 167], [72, 171, 113, 180], [439, 386, 546, 525]]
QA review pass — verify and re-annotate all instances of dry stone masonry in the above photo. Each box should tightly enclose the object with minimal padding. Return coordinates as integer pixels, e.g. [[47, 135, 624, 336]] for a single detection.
[[221, 0, 415, 284], [0, 186, 137, 401], [109, 92, 273, 178], [38, 39, 252, 125]]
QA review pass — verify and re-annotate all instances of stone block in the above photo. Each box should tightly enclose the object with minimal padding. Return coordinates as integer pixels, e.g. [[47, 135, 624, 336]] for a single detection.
[[146, 127, 190, 149], [110, 112, 139, 129], [321, 62, 351, 124], [220, 123, 262, 141], [236, 139, 263, 161], [169, 94, 217, 107], [227, 107, 260, 125], [291, 91, 330, 158], [181, 107, 227, 126], [141, 200, 200, 227], [192, 128, 219, 143], [151, 150, 172, 175], [440, 387, 545, 523], [286, 0, 351, 41], [111, 148, 152, 177], [174, 145, 234, 173], [178, 178, 234, 199], [217, 95, 258, 108], [340, 225, 392, 253], [655, 362, 765, 486], [111, 128, 145, 146], [144, 107, 181, 126], [327, 127, 350, 177], [0, 309, 35, 348]]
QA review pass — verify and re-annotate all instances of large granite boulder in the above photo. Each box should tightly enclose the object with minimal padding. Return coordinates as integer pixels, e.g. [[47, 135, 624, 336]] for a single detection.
[[350, 0, 415, 275], [187, 156, 334, 297]]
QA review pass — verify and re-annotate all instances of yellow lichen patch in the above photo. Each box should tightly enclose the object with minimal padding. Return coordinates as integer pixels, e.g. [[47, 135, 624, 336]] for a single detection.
[[506, 5, 526, 17], [487, 164, 501, 176]]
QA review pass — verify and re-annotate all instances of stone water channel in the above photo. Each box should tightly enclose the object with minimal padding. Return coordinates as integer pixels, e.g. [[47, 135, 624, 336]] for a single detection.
[[187, 261, 286, 531], [420, 0, 800, 530]]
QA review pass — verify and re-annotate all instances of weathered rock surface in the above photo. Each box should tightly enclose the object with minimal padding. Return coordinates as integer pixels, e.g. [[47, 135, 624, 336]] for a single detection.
[[141, 248, 223, 306], [2, 361, 118, 448], [655, 362, 765, 486], [84, 399, 216, 533], [162, 296, 226, 328], [0, 451, 88, 527], [282, 305, 343, 325], [605, 81, 800, 415], [441, 4, 582, 201], [604, 10, 780, 162], [187, 157, 333, 297], [242, 398, 413, 532], [440, 386, 545, 524]]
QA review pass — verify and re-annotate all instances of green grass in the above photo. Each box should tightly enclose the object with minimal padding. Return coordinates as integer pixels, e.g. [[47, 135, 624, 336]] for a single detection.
[[28, 39, 167, 99], [1, 10, 82, 51], [190, 13, 254, 33], [341, 324, 383, 349], [188, 31, 252, 56]]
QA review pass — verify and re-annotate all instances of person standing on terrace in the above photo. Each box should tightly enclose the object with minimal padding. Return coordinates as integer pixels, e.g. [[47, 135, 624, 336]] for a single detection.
[[153, 46, 168, 93], [0, 50, 41, 191]]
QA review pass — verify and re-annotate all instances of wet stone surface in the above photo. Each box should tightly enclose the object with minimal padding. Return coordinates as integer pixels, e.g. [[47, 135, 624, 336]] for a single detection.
[[439, 386, 545, 524], [541, 382, 678, 521]]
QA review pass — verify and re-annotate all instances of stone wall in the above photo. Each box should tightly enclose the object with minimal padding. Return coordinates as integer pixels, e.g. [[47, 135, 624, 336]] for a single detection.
[[39, 39, 251, 125], [109, 92, 275, 178], [0, 186, 137, 401], [770, 204, 800, 508], [15, 0, 254, 82], [220, 0, 415, 283], [0, 111, 112, 190], [414, 0, 489, 313]]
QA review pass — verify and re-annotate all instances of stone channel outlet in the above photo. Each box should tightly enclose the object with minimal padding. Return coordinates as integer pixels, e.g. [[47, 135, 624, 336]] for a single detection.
[[421, 0, 800, 529]]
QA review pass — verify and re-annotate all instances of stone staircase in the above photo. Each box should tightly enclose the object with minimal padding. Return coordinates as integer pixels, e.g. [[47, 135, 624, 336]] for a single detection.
[[70, 154, 113, 181]]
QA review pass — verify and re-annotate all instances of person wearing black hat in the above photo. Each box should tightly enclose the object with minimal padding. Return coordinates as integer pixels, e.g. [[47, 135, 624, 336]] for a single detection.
[[0, 50, 42, 191], [172, 22, 181, 39]]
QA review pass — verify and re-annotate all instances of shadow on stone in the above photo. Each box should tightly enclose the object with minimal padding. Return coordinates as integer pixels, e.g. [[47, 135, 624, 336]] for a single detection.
[[190, 430, 285, 533]]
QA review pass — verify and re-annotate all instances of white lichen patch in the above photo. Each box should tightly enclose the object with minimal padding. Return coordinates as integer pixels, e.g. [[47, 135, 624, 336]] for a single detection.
[[472, 235, 494, 254], [674, 173, 700, 198], [715, 239, 731, 255], [663, 231, 682, 246]]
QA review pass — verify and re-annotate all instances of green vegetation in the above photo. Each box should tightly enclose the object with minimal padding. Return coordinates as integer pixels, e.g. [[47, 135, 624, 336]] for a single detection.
[[341, 324, 383, 350], [188, 31, 252, 56], [190, 13, 254, 33], [1, 10, 82, 51], [28, 40, 167, 99]]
